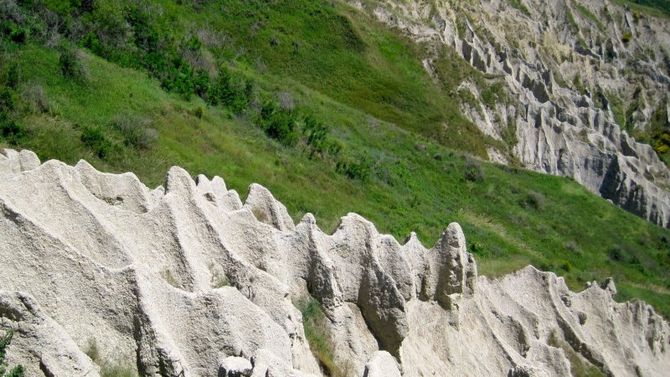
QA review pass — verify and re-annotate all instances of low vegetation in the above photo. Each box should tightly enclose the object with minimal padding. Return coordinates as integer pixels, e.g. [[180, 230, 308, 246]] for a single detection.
[[548, 331, 605, 377], [508, 0, 531, 16], [0, 331, 23, 377], [296, 297, 348, 377], [617, 0, 670, 17], [85, 339, 137, 377], [0, 0, 669, 321]]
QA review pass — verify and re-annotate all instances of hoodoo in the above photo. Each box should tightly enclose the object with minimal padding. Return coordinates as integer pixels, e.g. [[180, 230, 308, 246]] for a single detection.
[[0, 149, 668, 376]]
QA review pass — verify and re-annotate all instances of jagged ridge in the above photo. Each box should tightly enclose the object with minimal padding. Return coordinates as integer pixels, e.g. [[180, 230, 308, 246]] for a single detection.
[[0, 149, 668, 377], [350, 0, 670, 227]]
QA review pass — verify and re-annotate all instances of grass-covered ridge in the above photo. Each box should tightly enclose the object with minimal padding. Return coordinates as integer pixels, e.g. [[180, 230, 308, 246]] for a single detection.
[[0, 0, 669, 325], [621, 0, 670, 16]]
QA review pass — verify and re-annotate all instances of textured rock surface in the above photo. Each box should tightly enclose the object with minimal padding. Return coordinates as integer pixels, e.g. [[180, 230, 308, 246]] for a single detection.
[[0, 149, 669, 376], [348, 0, 670, 227]]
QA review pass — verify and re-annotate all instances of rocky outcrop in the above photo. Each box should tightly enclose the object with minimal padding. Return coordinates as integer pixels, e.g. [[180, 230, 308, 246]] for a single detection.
[[0, 149, 669, 376], [348, 0, 670, 227]]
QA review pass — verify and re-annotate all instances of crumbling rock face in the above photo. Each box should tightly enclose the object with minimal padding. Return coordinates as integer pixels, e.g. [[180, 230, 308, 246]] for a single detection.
[[348, 0, 670, 227], [0, 149, 669, 376]]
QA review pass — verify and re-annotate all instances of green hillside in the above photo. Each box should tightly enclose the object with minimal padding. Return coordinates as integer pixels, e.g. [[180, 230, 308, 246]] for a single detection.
[[1, 0, 669, 321], [619, 0, 670, 16]]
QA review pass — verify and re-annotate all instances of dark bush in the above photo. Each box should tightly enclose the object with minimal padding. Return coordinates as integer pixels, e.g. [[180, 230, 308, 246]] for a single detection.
[[21, 84, 50, 114], [58, 45, 87, 81], [193, 106, 204, 119], [464, 158, 484, 182], [608, 245, 640, 265], [124, 6, 199, 99], [521, 191, 546, 210], [5, 64, 21, 89], [126, 5, 160, 52], [4, 21, 28, 44], [0, 113, 27, 145], [192, 69, 211, 100], [559, 260, 572, 273], [277, 91, 295, 110], [0, 89, 15, 112], [258, 100, 298, 146], [82, 31, 104, 55], [80, 126, 111, 158], [608, 245, 624, 262], [110, 114, 158, 150], [302, 115, 329, 158], [76, 0, 95, 13], [325, 138, 343, 158], [209, 67, 253, 113], [336, 152, 372, 181], [0, 330, 24, 376]]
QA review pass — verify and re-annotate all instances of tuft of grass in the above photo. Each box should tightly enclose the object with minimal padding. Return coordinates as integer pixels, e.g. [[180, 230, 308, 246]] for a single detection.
[[296, 297, 348, 377], [84, 339, 137, 377], [548, 331, 605, 377], [520, 191, 546, 211], [58, 45, 88, 82], [161, 269, 179, 288], [573, 2, 605, 31], [464, 158, 485, 182], [566, 8, 580, 34], [508, 0, 531, 16], [81, 126, 112, 159], [109, 113, 158, 150], [0, 330, 24, 377]]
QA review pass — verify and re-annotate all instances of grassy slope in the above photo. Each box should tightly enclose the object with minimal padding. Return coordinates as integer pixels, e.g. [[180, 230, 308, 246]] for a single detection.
[[5, 42, 670, 317], [618, 0, 670, 17], [158, 0, 494, 156], [1, 1, 669, 319]]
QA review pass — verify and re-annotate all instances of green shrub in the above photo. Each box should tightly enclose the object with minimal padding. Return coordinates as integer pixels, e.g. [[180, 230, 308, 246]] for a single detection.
[[336, 151, 371, 181], [480, 81, 506, 107], [622, 32, 633, 44], [85, 338, 100, 363], [85, 338, 137, 377], [508, 0, 531, 16], [193, 106, 204, 119], [212, 272, 229, 288], [521, 191, 546, 210], [58, 45, 87, 82], [76, 0, 95, 13], [209, 67, 253, 113], [296, 297, 348, 377], [100, 365, 137, 377], [258, 100, 299, 146], [110, 114, 158, 150], [559, 260, 573, 273], [192, 69, 211, 100], [0, 114, 26, 145], [4, 64, 20, 89], [302, 115, 329, 158], [464, 158, 484, 182], [0, 330, 24, 377], [81, 126, 112, 158], [0, 89, 15, 112], [21, 84, 51, 114], [608, 245, 641, 265]]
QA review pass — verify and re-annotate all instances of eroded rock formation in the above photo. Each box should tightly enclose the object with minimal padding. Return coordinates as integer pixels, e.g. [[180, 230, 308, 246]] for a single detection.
[[0, 149, 668, 376], [349, 0, 670, 227]]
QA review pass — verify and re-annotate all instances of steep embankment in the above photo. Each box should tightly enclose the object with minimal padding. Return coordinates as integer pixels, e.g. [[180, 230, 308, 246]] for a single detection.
[[350, 0, 670, 227], [2, 0, 670, 328], [1, 149, 668, 377]]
